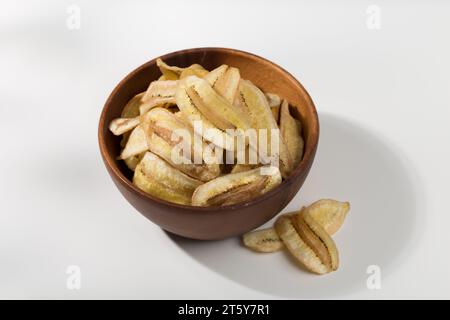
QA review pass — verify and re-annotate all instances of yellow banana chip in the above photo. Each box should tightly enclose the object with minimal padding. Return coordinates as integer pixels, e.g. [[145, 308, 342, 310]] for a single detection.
[[303, 199, 350, 235], [133, 152, 202, 205], [237, 80, 293, 177], [192, 166, 281, 206], [119, 125, 148, 160], [242, 228, 284, 253], [280, 99, 304, 168]]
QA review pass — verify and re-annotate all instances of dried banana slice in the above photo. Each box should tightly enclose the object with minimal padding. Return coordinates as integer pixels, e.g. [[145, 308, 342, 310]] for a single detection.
[[122, 92, 145, 118], [212, 66, 241, 103], [119, 125, 148, 159], [140, 80, 178, 114], [303, 199, 350, 236], [109, 117, 140, 136], [133, 152, 203, 205], [242, 228, 284, 253], [156, 58, 184, 80], [146, 130, 220, 182], [280, 100, 304, 168], [204, 64, 228, 86], [142, 107, 221, 180], [266, 93, 281, 123], [275, 212, 339, 274], [175, 78, 236, 151], [191, 166, 281, 206], [157, 59, 209, 80], [183, 76, 251, 131], [180, 64, 209, 79], [230, 164, 256, 174], [237, 80, 293, 177], [123, 152, 145, 171]]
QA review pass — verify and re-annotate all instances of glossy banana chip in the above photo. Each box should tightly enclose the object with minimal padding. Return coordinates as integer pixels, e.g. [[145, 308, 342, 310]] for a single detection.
[[140, 80, 178, 114], [242, 228, 284, 253], [236, 80, 293, 177], [303, 199, 350, 235], [192, 166, 281, 206], [133, 152, 203, 205], [122, 92, 145, 118], [109, 117, 140, 136], [266, 93, 281, 123], [119, 125, 148, 159], [280, 100, 304, 168], [275, 212, 339, 274]]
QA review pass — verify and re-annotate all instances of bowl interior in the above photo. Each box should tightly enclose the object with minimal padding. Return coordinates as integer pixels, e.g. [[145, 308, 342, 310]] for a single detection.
[[99, 48, 318, 207]]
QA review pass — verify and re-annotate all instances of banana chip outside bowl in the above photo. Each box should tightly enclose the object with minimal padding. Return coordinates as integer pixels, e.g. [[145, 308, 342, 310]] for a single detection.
[[98, 48, 319, 240]]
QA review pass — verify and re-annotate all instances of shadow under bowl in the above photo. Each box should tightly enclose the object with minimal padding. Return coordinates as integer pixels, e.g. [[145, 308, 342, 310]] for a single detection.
[[98, 47, 319, 240]]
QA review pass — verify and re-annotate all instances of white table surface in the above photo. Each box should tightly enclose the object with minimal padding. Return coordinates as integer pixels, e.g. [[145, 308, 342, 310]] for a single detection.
[[1, 0, 449, 299]]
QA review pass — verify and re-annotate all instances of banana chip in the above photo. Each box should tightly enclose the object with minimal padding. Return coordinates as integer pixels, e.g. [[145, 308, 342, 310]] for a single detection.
[[109, 117, 140, 136], [266, 93, 281, 123], [280, 100, 304, 168], [180, 64, 209, 79], [275, 212, 339, 274], [242, 228, 284, 253], [183, 76, 251, 131], [133, 152, 202, 205], [123, 152, 145, 171], [211, 66, 241, 103], [119, 125, 148, 160], [140, 80, 178, 114], [230, 164, 256, 174], [303, 199, 350, 236], [192, 167, 281, 206], [122, 92, 145, 118], [175, 78, 236, 151], [237, 80, 293, 177]]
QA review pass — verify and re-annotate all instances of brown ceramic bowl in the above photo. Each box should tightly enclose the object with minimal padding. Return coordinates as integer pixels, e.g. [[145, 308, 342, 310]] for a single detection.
[[98, 47, 319, 240]]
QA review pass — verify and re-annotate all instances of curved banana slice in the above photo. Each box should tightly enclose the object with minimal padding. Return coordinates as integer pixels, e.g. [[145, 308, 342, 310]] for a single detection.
[[156, 58, 184, 80], [237, 80, 293, 177], [204, 64, 228, 86], [265, 93, 281, 123], [133, 152, 202, 205], [119, 125, 148, 159], [123, 152, 145, 171], [146, 130, 220, 182], [242, 228, 284, 253], [275, 213, 339, 274], [296, 211, 339, 271], [303, 199, 350, 236], [175, 79, 235, 151], [280, 100, 304, 168], [212, 67, 241, 103], [140, 80, 178, 114], [180, 64, 209, 79], [183, 76, 251, 131], [109, 117, 140, 136], [122, 92, 145, 118], [191, 166, 281, 206], [231, 164, 256, 174]]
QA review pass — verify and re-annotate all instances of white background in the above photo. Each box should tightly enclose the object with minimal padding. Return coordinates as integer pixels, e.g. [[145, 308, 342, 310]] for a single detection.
[[1, 0, 449, 299]]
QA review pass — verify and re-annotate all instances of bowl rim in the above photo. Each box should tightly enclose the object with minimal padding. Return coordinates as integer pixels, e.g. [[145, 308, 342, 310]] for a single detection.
[[98, 47, 319, 212]]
